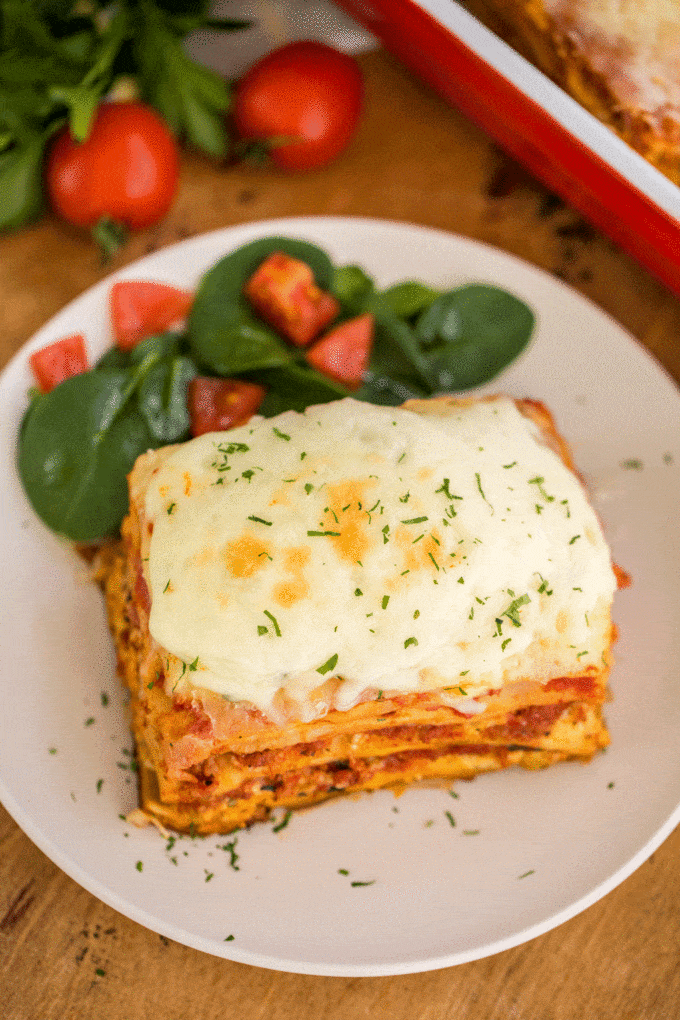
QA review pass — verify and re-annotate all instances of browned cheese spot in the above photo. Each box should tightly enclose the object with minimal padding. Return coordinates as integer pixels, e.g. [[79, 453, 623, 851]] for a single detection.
[[224, 531, 272, 578], [183, 472, 193, 497], [324, 479, 378, 564], [394, 525, 444, 577], [272, 546, 311, 607]]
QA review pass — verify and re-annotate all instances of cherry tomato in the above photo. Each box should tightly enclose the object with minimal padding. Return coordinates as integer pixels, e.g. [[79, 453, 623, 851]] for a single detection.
[[305, 314, 374, 389], [46, 102, 179, 231], [110, 280, 194, 350], [233, 41, 363, 171], [188, 377, 266, 437], [245, 251, 339, 346], [29, 334, 89, 393]]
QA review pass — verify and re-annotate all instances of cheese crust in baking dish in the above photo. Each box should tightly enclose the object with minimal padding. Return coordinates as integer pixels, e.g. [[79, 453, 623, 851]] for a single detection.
[[464, 0, 680, 185], [98, 395, 621, 834]]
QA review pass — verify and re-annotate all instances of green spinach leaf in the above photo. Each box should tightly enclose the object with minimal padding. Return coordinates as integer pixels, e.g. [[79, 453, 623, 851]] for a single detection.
[[414, 284, 535, 391], [17, 370, 155, 541]]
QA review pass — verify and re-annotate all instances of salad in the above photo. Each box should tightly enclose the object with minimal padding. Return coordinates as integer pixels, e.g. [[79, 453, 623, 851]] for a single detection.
[[17, 235, 535, 543]]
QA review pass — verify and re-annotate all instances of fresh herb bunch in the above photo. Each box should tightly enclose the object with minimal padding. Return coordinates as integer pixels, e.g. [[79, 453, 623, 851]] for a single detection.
[[0, 0, 248, 231]]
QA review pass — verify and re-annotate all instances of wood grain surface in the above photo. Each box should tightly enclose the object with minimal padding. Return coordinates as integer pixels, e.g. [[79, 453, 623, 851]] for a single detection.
[[1, 49, 679, 1020]]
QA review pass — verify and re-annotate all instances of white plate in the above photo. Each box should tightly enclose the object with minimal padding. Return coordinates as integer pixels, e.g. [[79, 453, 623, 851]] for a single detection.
[[2, 217, 679, 977]]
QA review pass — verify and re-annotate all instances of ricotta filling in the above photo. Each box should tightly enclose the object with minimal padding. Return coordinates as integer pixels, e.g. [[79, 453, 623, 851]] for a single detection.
[[145, 398, 616, 721]]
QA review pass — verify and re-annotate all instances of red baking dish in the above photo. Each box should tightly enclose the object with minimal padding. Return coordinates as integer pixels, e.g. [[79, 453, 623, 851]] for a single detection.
[[335, 0, 680, 296]]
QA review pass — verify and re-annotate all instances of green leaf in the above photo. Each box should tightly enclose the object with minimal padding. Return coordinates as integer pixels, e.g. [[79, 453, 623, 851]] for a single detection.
[[379, 281, 440, 319], [414, 285, 535, 391], [137, 355, 196, 443], [49, 84, 100, 141], [332, 264, 375, 314], [248, 364, 350, 417], [17, 370, 156, 541], [0, 132, 48, 230], [188, 236, 335, 375]]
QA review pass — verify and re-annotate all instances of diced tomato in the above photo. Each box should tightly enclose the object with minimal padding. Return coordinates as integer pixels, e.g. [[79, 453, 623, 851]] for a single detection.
[[110, 280, 194, 350], [29, 334, 89, 393], [244, 252, 339, 347], [188, 377, 266, 437], [305, 313, 374, 390]]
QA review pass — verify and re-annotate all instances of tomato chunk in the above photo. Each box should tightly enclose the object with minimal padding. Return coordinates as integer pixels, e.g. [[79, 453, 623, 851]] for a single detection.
[[305, 313, 374, 390], [188, 377, 266, 437], [244, 252, 339, 347], [111, 280, 194, 350], [29, 334, 89, 393]]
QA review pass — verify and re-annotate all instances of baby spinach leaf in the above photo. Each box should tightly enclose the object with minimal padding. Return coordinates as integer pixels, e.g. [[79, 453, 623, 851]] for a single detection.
[[95, 346, 131, 371], [247, 363, 350, 417], [354, 372, 428, 407], [379, 281, 440, 320], [191, 318, 291, 378], [368, 306, 433, 393], [332, 264, 375, 315], [17, 370, 156, 541], [128, 332, 184, 364], [137, 354, 196, 443], [414, 285, 535, 391]]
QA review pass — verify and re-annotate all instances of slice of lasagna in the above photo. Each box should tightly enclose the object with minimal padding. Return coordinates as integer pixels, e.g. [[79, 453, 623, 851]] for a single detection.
[[99, 395, 621, 834]]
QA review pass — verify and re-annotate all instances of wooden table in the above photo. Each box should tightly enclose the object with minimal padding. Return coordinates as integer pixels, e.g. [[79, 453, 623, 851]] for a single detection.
[[2, 49, 679, 1020]]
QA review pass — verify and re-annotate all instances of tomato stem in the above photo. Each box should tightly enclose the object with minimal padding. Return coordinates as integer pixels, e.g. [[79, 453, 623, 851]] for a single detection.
[[92, 217, 128, 261]]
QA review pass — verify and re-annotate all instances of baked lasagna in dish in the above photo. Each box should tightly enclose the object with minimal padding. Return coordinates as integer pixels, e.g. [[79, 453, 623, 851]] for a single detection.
[[464, 0, 680, 185], [99, 395, 621, 834]]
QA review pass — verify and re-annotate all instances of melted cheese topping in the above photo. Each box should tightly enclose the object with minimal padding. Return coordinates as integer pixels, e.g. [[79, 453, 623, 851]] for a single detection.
[[144, 398, 616, 721]]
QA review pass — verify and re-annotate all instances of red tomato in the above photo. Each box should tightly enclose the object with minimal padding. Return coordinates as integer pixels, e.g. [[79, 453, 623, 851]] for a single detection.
[[111, 280, 194, 350], [305, 313, 374, 390], [188, 377, 266, 437], [233, 41, 363, 171], [29, 334, 89, 393], [245, 251, 339, 346], [46, 102, 179, 231]]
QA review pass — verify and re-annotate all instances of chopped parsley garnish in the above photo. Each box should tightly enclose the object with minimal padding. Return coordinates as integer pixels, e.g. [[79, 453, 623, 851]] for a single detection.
[[382, 525, 390, 544], [529, 475, 554, 502], [96, 779, 104, 793], [163, 579, 171, 593], [501, 638, 512, 651], [404, 637, 418, 649], [620, 458, 643, 470], [457, 576, 464, 584], [248, 515, 272, 526], [399, 491, 410, 503], [502, 593, 530, 627], [427, 551, 439, 571], [167, 502, 176, 515], [101, 692, 109, 707], [355, 588, 363, 596], [224, 934, 235, 941], [413, 609, 420, 619], [49, 747, 57, 754], [381, 595, 390, 610], [503, 461, 517, 469], [136, 860, 143, 872], [445, 811, 456, 827], [351, 880, 375, 887], [222, 838, 239, 870], [401, 516, 428, 525], [307, 530, 341, 537], [84, 717, 95, 727], [569, 534, 581, 544], [462, 829, 480, 836], [272, 810, 292, 833], [317, 653, 339, 675], [257, 625, 268, 636], [272, 427, 291, 440], [304, 483, 314, 494], [518, 870, 535, 879], [204, 871, 214, 882], [188, 656, 199, 671], [475, 472, 493, 512], [338, 868, 349, 876], [95, 968, 106, 977], [263, 610, 281, 637]]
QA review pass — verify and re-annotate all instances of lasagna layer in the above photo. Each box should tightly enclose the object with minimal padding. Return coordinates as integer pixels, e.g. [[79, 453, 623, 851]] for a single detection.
[[98, 395, 620, 835]]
